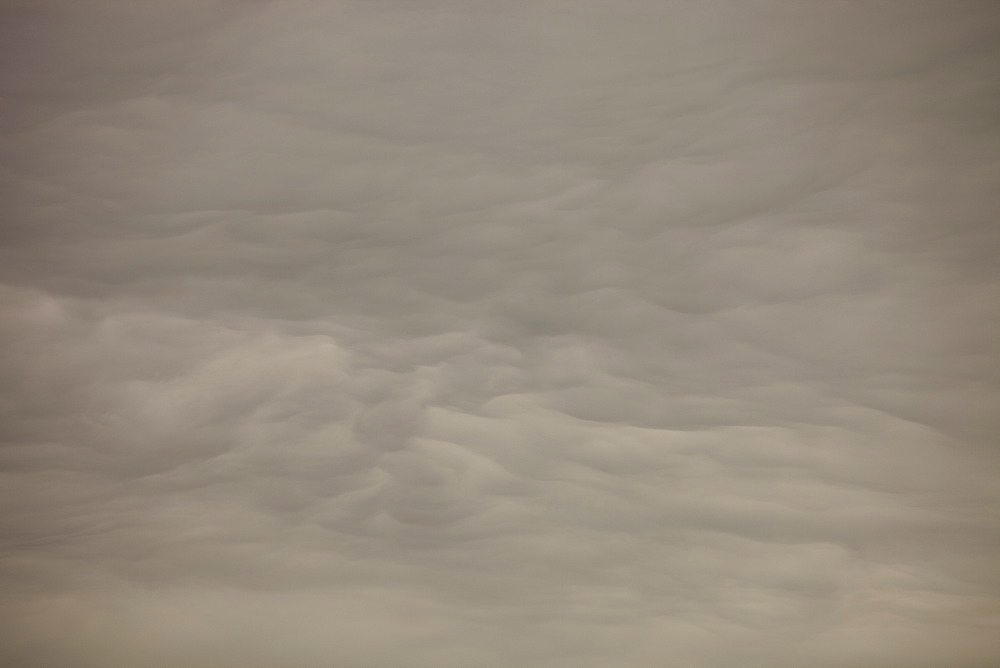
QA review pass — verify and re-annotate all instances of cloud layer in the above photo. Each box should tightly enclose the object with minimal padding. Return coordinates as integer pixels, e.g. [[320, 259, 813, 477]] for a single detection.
[[2, 1, 999, 666]]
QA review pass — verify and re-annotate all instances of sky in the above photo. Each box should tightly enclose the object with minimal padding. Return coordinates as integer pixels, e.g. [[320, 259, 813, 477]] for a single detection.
[[1, 1, 999, 666]]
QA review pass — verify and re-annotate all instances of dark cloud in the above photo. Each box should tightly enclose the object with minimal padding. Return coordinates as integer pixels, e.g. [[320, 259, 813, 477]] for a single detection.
[[2, 1, 999, 666]]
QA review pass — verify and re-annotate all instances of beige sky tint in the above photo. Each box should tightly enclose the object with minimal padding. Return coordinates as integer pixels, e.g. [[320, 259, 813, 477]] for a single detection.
[[1, 2, 999, 666]]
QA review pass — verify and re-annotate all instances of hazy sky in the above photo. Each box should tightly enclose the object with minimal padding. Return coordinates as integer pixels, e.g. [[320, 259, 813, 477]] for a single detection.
[[1, 2, 999, 666]]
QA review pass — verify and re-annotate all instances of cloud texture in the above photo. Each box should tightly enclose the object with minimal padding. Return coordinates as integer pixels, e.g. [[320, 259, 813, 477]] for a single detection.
[[1, 1, 999, 666]]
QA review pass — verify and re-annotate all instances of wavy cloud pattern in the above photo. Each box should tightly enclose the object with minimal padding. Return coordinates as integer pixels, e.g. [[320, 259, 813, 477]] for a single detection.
[[1, 2, 999, 666]]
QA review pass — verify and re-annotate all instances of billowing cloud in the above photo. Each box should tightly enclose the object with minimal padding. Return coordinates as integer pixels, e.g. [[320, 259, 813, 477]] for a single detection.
[[1, 1, 999, 666]]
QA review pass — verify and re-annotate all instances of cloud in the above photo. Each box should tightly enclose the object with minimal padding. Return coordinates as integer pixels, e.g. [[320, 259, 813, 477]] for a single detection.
[[2, 1, 999, 666]]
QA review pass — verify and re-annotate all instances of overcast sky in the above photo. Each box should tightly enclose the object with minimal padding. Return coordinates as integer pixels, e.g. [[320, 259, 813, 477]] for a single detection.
[[1, 1, 999, 666]]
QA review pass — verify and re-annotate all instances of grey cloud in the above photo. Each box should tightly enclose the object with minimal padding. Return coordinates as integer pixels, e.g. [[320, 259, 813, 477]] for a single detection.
[[2, 1, 999, 667]]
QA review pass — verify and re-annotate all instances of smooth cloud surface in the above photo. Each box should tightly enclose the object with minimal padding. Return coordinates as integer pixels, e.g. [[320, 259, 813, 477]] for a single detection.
[[2, 2, 999, 666]]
